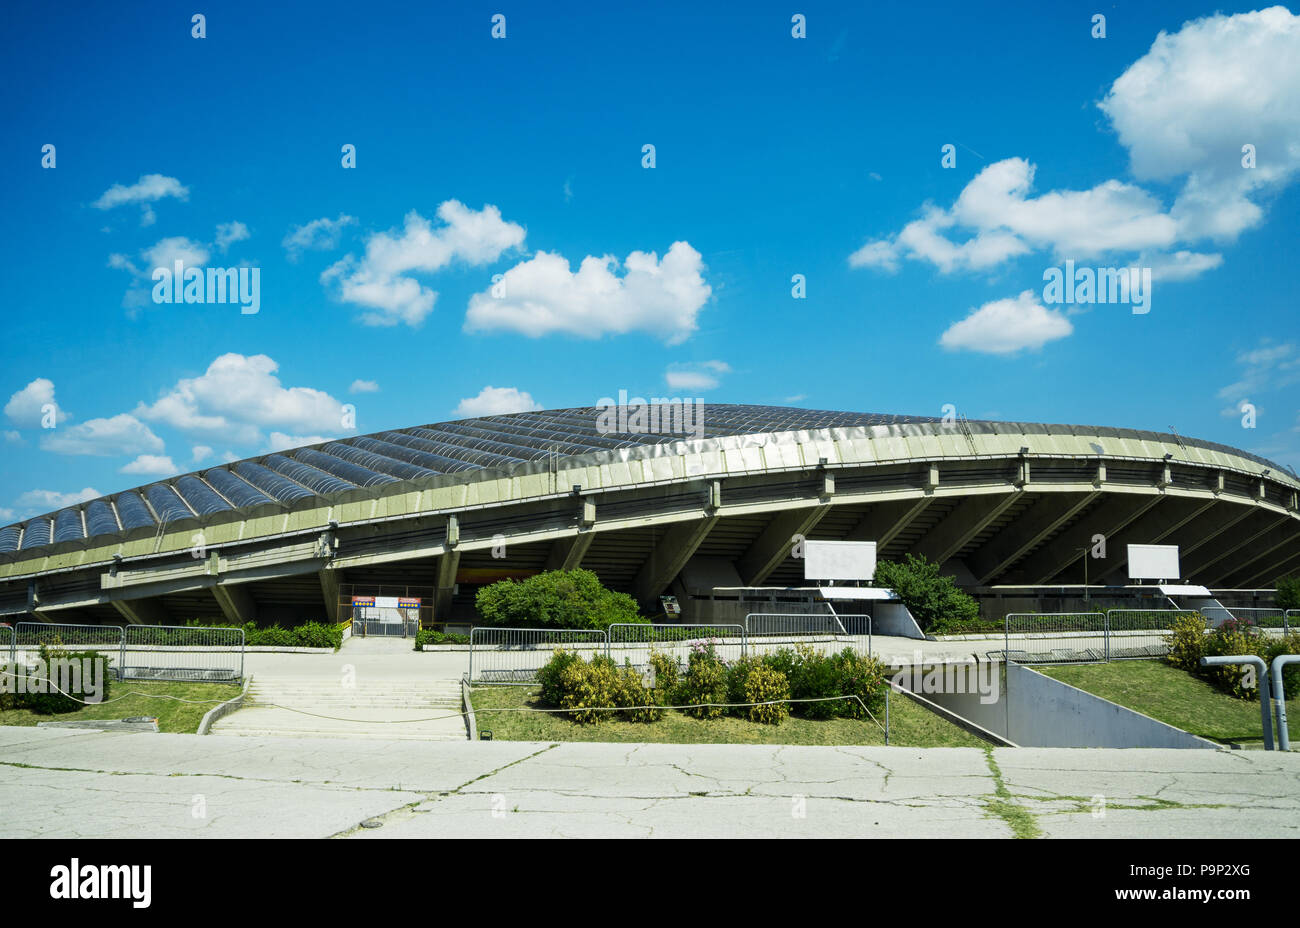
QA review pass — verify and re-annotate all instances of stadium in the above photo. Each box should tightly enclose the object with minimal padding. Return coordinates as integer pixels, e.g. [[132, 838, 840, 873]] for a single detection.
[[1, 404, 1298, 632]]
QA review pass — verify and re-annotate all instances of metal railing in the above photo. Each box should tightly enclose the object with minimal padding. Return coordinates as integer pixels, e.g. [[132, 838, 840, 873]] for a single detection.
[[1004, 613, 1107, 663], [121, 625, 245, 682], [743, 612, 869, 657], [1105, 610, 1205, 660], [14, 622, 126, 678], [468, 626, 607, 685], [607, 623, 746, 669], [1199, 606, 1289, 631], [0, 624, 12, 664]]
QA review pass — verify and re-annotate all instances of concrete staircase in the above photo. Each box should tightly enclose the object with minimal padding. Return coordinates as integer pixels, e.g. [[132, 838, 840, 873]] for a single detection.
[[211, 676, 467, 741]]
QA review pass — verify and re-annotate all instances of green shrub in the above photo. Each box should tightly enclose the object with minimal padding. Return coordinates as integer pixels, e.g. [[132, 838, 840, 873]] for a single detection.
[[787, 647, 841, 719], [614, 664, 663, 722], [246, 625, 295, 647], [830, 648, 887, 719], [475, 568, 644, 630], [414, 629, 470, 650], [743, 664, 790, 725], [874, 554, 980, 633], [293, 621, 343, 649], [1165, 613, 1209, 672], [1202, 624, 1270, 700], [647, 649, 681, 705], [556, 654, 619, 724], [725, 655, 762, 710], [1265, 633, 1300, 698], [679, 642, 728, 719], [536, 649, 585, 707]]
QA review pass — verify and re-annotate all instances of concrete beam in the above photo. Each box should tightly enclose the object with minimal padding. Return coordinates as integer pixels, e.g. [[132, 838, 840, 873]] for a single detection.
[[1207, 520, 1300, 587], [1012, 493, 1164, 584], [212, 581, 258, 624], [968, 491, 1098, 584], [110, 596, 168, 625], [736, 503, 831, 586], [1089, 496, 1220, 583], [1225, 535, 1300, 589], [1174, 502, 1258, 562], [1183, 510, 1288, 581], [433, 549, 461, 619], [319, 568, 340, 624], [845, 496, 934, 550], [546, 531, 596, 571], [634, 515, 719, 607], [912, 491, 1021, 566]]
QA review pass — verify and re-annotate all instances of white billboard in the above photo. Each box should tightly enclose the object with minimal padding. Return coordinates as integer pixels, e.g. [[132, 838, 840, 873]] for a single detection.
[[804, 540, 876, 581], [1127, 544, 1181, 581]]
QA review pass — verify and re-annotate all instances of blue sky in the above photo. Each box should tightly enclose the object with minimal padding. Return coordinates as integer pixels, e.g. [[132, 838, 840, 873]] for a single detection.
[[2, 1, 1298, 522]]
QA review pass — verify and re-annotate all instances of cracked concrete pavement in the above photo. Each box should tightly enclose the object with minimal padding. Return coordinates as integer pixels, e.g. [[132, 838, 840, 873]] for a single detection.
[[2, 726, 1297, 838]]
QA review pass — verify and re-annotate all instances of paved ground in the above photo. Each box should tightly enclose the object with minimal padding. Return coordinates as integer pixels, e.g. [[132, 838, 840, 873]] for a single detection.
[[2, 726, 1296, 838], [214, 637, 466, 740]]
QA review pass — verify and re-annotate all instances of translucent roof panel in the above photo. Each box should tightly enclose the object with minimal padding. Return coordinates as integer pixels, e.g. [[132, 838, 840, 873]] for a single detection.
[[176, 476, 234, 517], [115, 492, 155, 531], [204, 468, 276, 508], [234, 462, 315, 503], [53, 508, 84, 544]]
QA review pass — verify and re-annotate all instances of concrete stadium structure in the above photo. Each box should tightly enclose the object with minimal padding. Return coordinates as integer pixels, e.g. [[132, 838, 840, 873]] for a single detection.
[[1, 405, 1298, 628]]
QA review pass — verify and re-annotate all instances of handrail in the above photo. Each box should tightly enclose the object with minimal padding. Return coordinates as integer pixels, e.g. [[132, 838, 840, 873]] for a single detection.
[[1200, 655, 1273, 750]]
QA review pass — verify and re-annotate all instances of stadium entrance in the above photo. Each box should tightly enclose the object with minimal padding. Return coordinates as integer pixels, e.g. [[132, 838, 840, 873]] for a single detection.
[[350, 595, 421, 638]]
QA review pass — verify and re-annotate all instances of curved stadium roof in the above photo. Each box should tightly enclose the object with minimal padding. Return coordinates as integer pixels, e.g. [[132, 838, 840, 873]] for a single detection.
[[1, 404, 1295, 557]]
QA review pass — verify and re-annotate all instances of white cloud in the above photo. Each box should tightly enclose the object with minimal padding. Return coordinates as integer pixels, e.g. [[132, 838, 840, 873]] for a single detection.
[[3, 430, 22, 445], [349, 379, 380, 394], [1099, 7, 1300, 242], [135, 353, 351, 445], [263, 432, 335, 453], [283, 214, 357, 261], [665, 360, 730, 391], [1216, 340, 1300, 411], [852, 10, 1300, 282], [143, 236, 210, 271], [40, 414, 164, 457], [15, 487, 101, 512], [5, 378, 66, 428], [191, 445, 214, 464], [92, 174, 189, 211], [214, 221, 250, 251], [939, 290, 1074, 355], [322, 202, 525, 326], [465, 241, 712, 343], [454, 386, 543, 417], [120, 454, 178, 475]]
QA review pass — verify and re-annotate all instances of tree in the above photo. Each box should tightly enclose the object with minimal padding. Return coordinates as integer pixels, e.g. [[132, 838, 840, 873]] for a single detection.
[[1277, 574, 1300, 611], [872, 553, 980, 633], [475, 568, 642, 630]]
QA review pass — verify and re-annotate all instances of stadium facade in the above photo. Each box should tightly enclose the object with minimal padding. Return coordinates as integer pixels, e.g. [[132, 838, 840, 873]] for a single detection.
[[1, 405, 1298, 629]]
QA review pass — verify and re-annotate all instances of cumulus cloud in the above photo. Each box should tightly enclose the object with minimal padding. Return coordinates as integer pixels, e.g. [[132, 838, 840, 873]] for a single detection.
[[465, 241, 712, 343], [134, 353, 351, 446], [5, 378, 66, 428], [263, 432, 335, 453], [120, 454, 178, 475], [939, 291, 1073, 355], [15, 487, 101, 513], [283, 214, 357, 261], [143, 236, 210, 271], [40, 414, 164, 457], [1100, 6, 1300, 242], [322, 202, 525, 326], [92, 174, 189, 212], [852, 9, 1300, 282], [453, 386, 543, 417], [191, 445, 214, 464], [665, 360, 730, 391], [214, 221, 250, 252], [349, 379, 380, 394]]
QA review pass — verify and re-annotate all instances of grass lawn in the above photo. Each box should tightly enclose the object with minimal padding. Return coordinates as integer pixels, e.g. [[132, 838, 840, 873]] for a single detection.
[[1035, 660, 1298, 747], [0, 680, 240, 734], [469, 686, 987, 747]]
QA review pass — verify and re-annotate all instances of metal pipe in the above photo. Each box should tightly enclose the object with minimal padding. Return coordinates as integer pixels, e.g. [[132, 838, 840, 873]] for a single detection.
[[1270, 655, 1299, 752], [1200, 655, 1273, 750]]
